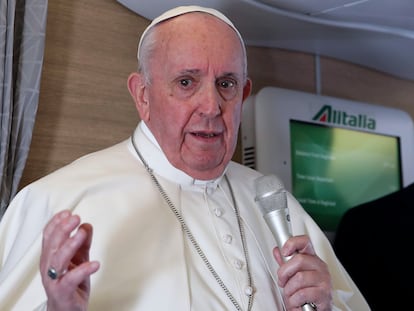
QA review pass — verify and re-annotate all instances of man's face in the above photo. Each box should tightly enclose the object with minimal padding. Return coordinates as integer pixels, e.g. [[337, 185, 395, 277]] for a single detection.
[[138, 13, 251, 180]]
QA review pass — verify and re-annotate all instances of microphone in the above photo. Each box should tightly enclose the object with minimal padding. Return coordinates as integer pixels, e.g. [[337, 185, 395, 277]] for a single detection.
[[254, 174, 316, 311]]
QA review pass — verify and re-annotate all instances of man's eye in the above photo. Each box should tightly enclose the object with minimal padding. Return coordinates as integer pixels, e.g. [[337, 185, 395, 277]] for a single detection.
[[218, 80, 235, 89], [217, 79, 239, 100], [179, 79, 192, 87]]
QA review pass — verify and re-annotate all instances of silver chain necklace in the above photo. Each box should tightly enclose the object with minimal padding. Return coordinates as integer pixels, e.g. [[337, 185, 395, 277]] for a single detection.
[[131, 136, 254, 311]]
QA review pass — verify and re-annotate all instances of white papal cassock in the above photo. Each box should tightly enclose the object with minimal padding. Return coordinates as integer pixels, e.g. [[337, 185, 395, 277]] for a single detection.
[[0, 122, 370, 311]]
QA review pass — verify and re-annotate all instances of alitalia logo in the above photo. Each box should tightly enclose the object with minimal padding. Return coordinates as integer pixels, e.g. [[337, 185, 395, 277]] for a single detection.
[[312, 105, 376, 130]]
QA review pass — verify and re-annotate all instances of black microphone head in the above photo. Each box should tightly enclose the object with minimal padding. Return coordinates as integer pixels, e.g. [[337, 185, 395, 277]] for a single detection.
[[254, 174, 287, 215]]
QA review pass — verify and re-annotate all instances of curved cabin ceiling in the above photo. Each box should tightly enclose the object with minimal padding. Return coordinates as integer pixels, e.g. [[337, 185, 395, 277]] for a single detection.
[[117, 0, 414, 81]]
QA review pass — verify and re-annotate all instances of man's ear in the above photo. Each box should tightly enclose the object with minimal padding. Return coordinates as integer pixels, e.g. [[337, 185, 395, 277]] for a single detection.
[[242, 78, 252, 101], [127, 72, 150, 121]]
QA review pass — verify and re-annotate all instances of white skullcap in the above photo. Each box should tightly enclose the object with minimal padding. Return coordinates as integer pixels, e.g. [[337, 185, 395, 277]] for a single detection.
[[137, 5, 245, 60]]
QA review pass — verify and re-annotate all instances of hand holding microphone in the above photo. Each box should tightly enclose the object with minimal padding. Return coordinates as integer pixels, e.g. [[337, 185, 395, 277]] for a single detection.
[[254, 174, 323, 311]]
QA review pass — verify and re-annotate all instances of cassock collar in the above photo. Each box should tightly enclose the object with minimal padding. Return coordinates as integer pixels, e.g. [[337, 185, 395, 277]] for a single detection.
[[129, 122, 226, 190]]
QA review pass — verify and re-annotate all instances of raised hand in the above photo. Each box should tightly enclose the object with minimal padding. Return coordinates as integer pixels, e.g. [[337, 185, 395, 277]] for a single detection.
[[39, 210, 100, 311]]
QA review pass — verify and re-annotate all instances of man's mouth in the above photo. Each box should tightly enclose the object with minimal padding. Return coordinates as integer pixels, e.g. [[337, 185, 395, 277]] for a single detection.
[[193, 132, 217, 138]]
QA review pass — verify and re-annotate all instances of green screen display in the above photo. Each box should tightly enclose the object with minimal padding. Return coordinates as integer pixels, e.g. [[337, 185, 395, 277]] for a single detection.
[[290, 120, 402, 231]]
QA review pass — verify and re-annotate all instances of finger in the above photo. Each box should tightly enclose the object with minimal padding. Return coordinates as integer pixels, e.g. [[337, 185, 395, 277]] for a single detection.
[[284, 280, 332, 311], [282, 268, 319, 297], [41, 212, 82, 281], [58, 261, 100, 291], [46, 261, 100, 307], [277, 253, 324, 286], [278, 256, 332, 309], [51, 224, 91, 275], [40, 211, 72, 273], [272, 247, 284, 266], [69, 223, 94, 267], [43, 211, 81, 255], [281, 235, 315, 258], [42, 210, 71, 246], [285, 288, 320, 311], [77, 223, 93, 252]]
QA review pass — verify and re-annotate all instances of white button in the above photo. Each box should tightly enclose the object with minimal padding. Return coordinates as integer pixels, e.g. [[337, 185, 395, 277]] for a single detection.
[[206, 186, 215, 195], [223, 234, 233, 244], [234, 259, 243, 270], [245, 286, 254, 296], [214, 208, 223, 217]]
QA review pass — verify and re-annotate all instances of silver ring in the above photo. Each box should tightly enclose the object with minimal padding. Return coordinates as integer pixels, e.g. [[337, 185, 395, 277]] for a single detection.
[[47, 267, 59, 280]]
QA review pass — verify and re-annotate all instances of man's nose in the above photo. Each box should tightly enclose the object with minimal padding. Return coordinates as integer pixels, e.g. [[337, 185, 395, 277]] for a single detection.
[[196, 83, 222, 117]]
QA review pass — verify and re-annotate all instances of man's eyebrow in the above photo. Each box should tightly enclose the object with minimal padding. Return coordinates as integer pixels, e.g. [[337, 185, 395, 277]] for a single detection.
[[176, 69, 240, 80], [178, 69, 201, 75], [219, 72, 242, 81], [221, 72, 239, 77]]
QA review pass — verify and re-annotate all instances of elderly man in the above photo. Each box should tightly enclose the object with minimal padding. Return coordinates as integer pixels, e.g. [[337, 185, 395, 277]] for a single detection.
[[0, 6, 369, 311]]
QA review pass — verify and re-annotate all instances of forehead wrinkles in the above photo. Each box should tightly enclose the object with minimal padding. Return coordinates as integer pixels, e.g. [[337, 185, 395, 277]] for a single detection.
[[152, 14, 244, 76]]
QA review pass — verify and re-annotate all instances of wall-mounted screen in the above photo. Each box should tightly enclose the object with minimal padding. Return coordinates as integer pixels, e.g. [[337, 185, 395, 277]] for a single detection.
[[241, 87, 414, 233], [290, 120, 401, 231]]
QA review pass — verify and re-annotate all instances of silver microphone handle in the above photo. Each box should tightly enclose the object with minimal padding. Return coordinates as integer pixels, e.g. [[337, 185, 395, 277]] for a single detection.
[[302, 303, 317, 311], [264, 211, 317, 311], [263, 209, 292, 262]]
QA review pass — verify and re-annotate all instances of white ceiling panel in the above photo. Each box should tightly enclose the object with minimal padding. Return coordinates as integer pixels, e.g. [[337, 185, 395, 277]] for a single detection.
[[117, 0, 414, 81]]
